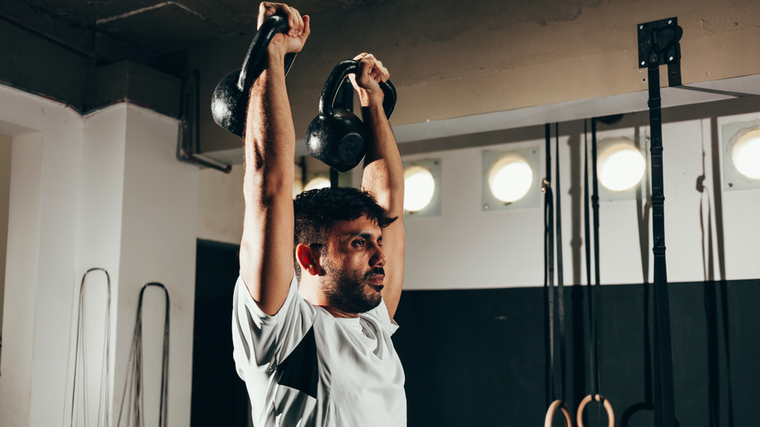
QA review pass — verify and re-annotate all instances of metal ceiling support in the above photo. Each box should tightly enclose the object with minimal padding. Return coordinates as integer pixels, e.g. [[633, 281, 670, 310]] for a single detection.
[[178, 69, 232, 173], [637, 17, 683, 427]]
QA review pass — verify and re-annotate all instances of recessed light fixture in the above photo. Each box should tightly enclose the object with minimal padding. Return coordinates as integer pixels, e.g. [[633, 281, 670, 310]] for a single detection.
[[304, 176, 331, 191], [598, 140, 646, 192], [404, 165, 436, 212], [488, 154, 534, 203], [731, 129, 760, 180]]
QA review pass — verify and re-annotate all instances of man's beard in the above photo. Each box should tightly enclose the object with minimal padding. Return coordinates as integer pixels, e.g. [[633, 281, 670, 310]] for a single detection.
[[322, 263, 384, 314]]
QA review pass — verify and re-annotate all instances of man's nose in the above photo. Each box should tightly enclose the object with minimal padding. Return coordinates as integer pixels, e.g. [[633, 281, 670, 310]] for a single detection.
[[370, 244, 387, 267]]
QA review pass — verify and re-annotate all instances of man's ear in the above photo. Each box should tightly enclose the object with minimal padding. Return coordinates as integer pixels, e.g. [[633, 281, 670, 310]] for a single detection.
[[296, 243, 324, 276]]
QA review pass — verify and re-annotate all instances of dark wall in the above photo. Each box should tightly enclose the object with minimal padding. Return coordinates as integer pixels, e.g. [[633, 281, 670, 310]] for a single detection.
[[192, 239, 249, 427], [0, 19, 89, 109], [393, 280, 759, 427], [193, 239, 758, 427]]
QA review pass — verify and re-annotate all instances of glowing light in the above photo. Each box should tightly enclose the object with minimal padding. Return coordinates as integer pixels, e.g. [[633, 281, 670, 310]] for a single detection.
[[404, 166, 436, 212], [304, 176, 330, 191], [598, 142, 646, 192], [488, 155, 533, 203], [732, 130, 760, 180]]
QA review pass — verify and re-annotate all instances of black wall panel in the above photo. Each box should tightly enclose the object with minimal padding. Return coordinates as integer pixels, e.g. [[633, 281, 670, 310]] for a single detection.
[[193, 240, 758, 427], [392, 280, 759, 427]]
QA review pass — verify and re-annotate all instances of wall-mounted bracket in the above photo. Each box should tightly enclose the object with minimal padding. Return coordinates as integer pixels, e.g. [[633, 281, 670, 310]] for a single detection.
[[638, 17, 683, 87]]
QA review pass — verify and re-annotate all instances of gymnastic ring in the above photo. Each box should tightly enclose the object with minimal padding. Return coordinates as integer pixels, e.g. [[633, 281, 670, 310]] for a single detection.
[[576, 394, 615, 427], [544, 399, 572, 427]]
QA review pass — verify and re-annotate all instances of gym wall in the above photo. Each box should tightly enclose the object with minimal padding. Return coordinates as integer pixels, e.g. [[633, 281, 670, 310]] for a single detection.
[[0, 86, 198, 427]]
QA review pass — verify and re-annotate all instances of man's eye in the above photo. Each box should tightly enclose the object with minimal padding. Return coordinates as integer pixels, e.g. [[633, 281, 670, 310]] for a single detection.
[[352, 239, 366, 248]]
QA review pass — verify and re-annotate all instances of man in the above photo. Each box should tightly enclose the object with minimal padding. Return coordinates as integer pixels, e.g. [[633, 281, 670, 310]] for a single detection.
[[231, 3, 406, 426]]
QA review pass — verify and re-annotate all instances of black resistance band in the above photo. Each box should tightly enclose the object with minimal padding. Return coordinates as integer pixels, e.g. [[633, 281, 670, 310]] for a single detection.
[[591, 117, 602, 401], [543, 123, 556, 407], [69, 268, 112, 427], [543, 123, 572, 427], [646, 26, 679, 427], [117, 282, 171, 427], [554, 123, 567, 405]]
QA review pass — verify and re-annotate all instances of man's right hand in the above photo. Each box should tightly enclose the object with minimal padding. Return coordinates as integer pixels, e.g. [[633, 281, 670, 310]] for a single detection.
[[257, 2, 310, 60]]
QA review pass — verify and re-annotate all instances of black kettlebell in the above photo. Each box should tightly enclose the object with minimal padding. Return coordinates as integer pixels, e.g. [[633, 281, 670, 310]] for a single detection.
[[211, 15, 297, 137], [305, 60, 397, 172]]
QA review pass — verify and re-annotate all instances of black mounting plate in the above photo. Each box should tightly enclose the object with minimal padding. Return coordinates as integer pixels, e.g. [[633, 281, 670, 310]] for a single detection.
[[638, 17, 683, 86]]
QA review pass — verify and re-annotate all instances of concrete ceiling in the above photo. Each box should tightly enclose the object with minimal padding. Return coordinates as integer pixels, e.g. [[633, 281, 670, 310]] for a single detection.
[[9, 0, 387, 53]]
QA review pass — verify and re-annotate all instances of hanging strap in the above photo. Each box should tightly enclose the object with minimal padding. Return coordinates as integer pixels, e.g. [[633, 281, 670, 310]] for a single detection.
[[554, 123, 567, 404], [583, 119, 595, 397], [591, 118, 602, 398], [543, 122, 568, 410], [647, 51, 677, 427], [69, 268, 112, 427], [117, 282, 171, 427], [543, 123, 556, 406]]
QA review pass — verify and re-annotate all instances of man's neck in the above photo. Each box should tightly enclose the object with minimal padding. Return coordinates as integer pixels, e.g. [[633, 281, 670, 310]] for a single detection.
[[298, 281, 358, 318]]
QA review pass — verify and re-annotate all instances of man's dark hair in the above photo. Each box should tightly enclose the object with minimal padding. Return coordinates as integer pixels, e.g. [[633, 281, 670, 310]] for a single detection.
[[293, 187, 397, 281]]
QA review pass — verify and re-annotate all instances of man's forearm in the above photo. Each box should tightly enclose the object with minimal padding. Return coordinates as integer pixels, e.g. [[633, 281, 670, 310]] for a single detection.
[[361, 103, 404, 216], [245, 61, 295, 182]]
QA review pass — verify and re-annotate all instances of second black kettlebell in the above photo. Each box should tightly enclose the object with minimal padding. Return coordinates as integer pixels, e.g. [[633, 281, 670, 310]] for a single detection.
[[305, 60, 397, 172]]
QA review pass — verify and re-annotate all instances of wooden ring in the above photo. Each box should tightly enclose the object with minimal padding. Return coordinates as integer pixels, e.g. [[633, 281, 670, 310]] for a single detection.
[[544, 399, 573, 427], [576, 394, 615, 427]]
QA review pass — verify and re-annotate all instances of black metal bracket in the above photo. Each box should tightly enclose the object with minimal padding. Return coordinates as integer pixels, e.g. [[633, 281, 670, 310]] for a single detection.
[[638, 17, 683, 87]]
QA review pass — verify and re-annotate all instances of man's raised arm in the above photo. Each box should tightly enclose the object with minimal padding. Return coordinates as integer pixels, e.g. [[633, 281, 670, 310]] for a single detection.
[[351, 53, 405, 319], [240, 3, 310, 315]]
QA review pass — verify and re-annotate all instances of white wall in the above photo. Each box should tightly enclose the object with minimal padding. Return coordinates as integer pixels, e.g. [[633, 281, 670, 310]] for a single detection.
[[0, 84, 82, 426], [113, 104, 198, 427], [0, 85, 199, 427], [401, 110, 760, 289], [0, 134, 11, 350], [197, 165, 244, 245], [196, 97, 760, 290]]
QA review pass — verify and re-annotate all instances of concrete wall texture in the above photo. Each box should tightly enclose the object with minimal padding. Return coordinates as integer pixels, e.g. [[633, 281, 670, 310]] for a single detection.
[[191, 0, 760, 153]]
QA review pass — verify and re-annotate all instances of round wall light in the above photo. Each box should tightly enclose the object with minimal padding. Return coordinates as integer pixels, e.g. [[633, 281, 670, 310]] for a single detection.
[[488, 154, 533, 203], [404, 165, 436, 212], [598, 140, 646, 192], [303, 176, 331, 191], [731, 129, 760, 180]]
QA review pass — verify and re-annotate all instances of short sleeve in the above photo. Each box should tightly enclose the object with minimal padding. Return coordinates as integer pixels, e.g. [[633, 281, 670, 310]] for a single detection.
[[231, 275, 317, 375], [360, 298, 399, 336]]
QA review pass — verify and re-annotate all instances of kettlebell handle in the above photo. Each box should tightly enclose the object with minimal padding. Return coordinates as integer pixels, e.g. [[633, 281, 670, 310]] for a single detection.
[[318, 60, 396, 119], [237, 15, 297, 92]]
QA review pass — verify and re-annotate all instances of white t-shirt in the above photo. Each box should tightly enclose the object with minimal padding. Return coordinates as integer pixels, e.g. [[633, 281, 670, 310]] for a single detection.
[[232, 275, 406, 427]]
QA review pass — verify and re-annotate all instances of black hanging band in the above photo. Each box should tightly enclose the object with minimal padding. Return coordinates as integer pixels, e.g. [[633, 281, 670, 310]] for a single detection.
[[117, 282, 171, 427], [591, 117, 602, 399], [554, 123, 567, 404], [639, 17, 681, 427], [69, 268, 112, 427], [543, 122, 556, 406], [583, 119, 594, 395], [575, 118, 616, 427], [543, 123, 572, 426]]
